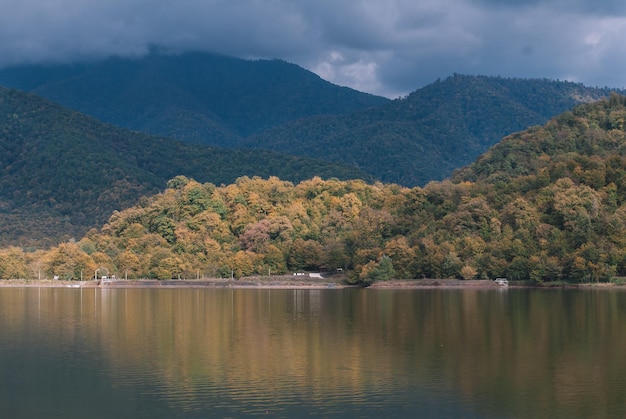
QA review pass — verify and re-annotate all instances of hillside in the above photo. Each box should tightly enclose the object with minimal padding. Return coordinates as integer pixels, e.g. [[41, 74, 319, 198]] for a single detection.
[[0, 87, 372, 247], [453, 93, 626, 186], [2, 53, 623, 187], [243, 75, 624, 186], [0, 51, 388, 146], [6, 95, 626, 284]]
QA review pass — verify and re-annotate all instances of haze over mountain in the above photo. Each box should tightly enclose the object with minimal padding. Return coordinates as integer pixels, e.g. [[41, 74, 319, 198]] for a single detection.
[[0, 86, 372, 247], [1, 52, 623, 187]]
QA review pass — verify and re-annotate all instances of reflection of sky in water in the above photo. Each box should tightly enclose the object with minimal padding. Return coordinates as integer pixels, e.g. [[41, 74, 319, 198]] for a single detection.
[[1, 287, 625, 418]]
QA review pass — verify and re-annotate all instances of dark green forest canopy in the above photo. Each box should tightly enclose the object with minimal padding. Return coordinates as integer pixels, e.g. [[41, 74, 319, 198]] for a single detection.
[[0, 51, 388, 146], [5, 95, 626, 284]]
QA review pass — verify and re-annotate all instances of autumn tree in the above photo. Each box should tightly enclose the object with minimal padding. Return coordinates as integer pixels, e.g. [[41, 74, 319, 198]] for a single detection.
[[0, 247, 29, 279], [43, 242, 96, 280]]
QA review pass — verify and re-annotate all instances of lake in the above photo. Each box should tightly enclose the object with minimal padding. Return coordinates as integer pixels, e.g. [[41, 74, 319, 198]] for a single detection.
[[1, 286, 625, 418]]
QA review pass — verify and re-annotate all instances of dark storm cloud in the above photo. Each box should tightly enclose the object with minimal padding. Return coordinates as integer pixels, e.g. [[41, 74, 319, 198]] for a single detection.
[[1, 0, 625, 97]]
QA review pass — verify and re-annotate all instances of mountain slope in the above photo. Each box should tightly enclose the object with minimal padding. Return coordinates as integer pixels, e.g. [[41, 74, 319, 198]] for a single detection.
[[453, 92, 626, 187], [243, 75, 625, 186], [26, 94, 626, 283], [0, 86, 373, 247], [0, 51, 389, 146], [2, 53, 624, 188]]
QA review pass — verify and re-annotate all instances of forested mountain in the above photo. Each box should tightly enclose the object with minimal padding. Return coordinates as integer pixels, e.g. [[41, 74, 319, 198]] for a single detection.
[[2, 52, 623, 187], [0, 87, 372, 247], [0, 51, 388, 146], [6, 95, 625, 284], [243, 75, 624, 186]]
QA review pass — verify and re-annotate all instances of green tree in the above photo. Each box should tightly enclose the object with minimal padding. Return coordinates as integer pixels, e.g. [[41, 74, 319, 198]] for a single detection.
[[359, 255, 395, 284]]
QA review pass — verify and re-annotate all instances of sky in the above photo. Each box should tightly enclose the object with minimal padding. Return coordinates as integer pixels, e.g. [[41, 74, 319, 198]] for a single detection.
[[1, 0, 626, 98]]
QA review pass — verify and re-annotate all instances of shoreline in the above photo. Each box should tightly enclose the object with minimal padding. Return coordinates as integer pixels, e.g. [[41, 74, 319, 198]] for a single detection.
[[0, 278, 622, 290], [0, 277, 349, 289]]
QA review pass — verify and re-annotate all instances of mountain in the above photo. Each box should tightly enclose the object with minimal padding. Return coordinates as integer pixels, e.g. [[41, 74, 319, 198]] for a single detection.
[[18, 94, 626, 283], [0, 86, 373, 247], [242, 75, 625, 186], [0, 51, 389, 146], [1, 52, 624, 188]]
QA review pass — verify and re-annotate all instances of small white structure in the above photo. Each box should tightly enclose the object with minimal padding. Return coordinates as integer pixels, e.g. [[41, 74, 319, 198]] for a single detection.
[[293, 272, 323, 279], [495, 278, 509, 286]]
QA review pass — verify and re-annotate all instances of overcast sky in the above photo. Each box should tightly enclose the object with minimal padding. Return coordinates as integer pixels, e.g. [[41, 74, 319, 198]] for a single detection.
[[1, 0, 626, 98]]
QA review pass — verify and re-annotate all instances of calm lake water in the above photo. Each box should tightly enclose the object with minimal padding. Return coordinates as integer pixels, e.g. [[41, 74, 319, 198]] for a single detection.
[[1, 287, 626, 418]]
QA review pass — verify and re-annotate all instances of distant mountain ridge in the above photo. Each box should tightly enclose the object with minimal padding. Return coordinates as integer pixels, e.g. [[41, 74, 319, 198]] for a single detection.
[[1, 52, 622, 186], [0, 51, 388, 146]]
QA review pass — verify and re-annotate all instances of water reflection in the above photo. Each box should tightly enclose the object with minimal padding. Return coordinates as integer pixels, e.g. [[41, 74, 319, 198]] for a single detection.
[[1, 287, 626, 418]]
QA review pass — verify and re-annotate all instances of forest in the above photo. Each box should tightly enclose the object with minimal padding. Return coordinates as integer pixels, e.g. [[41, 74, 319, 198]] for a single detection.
[[2, 94, 626, 284]]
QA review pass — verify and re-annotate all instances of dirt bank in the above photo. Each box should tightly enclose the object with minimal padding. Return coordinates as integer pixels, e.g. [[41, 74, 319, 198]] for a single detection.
[[367, 279, 507, 289], [0, 278, 619, 289], [0, 276, 348, 289]]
